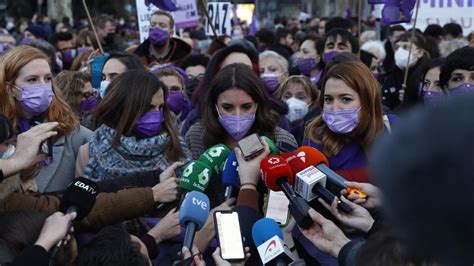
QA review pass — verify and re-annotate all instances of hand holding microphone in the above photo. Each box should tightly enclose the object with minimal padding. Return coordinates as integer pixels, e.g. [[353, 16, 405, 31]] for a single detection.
[[34, 212, 77, 251], [53, 177, 99, 256], [318, 196, 375, 233], [343, 181, 382, 209], [299, 208, 350, 258], [152, 177, 180, 203]]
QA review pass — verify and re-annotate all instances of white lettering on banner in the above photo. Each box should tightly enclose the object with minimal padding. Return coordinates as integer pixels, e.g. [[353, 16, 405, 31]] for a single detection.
[[135, 0, 199, 43], [205, 2, 232, 36], [377, 0, 474, 34]]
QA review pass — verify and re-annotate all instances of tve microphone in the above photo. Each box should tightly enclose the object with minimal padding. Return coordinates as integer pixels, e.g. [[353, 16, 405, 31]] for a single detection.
[[179, 191, 210, 250], [252, 218, 294, 266], [53, 177, 99, 256], [292, 147, 353, 213], [222, 151, 240, 201], [198, 144, 231, 178], [260, 155, 313, 229]]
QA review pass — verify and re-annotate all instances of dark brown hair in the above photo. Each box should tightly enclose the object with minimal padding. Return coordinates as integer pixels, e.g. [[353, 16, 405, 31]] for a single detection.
[[95, 69, 184, 161], [201, 63, 279, 148], [54, 70, 92, 115], [305, 61, 384, 156]]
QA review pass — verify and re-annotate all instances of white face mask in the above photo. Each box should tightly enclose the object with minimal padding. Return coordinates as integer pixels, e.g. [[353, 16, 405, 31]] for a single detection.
[[0, 144, 15, 159], [99, 80, 111, 99], [394, 47, 418, 70], [285, 97, 309, 122]]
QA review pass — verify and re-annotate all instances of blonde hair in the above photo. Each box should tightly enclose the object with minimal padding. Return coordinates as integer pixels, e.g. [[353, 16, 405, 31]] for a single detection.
[[0, 46, 79, 136], [259, 50, 289, 71], [276, 75, 318, 108]]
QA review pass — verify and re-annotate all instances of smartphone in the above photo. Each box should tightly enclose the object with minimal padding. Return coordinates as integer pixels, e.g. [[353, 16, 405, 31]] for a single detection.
[[214, 210, 245, 262], [265, 190, 291, 227], [34, 122, 53, 158], [238, 133, 264, 161], [39, 137, 53, 158]]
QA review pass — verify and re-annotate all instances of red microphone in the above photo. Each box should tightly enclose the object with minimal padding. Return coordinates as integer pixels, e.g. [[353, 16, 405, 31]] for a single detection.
[[295, 146, 345, 188], [293, 147, 353, 213], [260, 155, 312, 229]]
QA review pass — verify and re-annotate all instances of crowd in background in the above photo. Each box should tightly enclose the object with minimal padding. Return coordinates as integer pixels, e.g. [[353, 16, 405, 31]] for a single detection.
[[0, 7, 473, 266]]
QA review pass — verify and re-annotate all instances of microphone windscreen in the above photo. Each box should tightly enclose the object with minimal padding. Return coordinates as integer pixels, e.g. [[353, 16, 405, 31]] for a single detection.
[[198, 144, 230, 177], [282, 152, 307, 174], [295, 146, 329, 167], [59, 177, 99, 221], [263, 136, 281, 155], [260, 155, 294, 191], [179, 191, 210, 230], [179, 160, 212, 192], [252, 218, 284, 246], [222, 151, 240, 187]]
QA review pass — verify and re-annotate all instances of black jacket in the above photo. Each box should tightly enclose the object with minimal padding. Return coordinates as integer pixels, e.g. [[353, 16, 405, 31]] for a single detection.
[[134, 38, 191, 67]]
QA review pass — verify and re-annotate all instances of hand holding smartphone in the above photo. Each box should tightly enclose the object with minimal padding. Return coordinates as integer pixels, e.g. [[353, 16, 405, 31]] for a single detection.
[[238, 133, 264, 161], [214, 210, 245, 262]]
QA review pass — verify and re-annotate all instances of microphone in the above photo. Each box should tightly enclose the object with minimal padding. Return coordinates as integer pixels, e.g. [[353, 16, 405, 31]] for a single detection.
[[179, 191, 210, 250], [222, 151, 240, 201], [292, 147, 353, 213], [263, 136, 281, 155], [198, 144, 231, 178], [156, 160, 212, 212], [252, 218, 294, 266], [260, 155, 313, 229], [295, 146, 348, 189], [53, 177, 99, 256]]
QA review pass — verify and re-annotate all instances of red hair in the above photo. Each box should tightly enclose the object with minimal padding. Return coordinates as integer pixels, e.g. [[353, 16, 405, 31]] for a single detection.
[[0, 46, 79, 136]]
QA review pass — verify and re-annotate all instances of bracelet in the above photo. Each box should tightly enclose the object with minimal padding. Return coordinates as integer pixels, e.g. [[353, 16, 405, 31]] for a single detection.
[[240, 182, 257, 187]]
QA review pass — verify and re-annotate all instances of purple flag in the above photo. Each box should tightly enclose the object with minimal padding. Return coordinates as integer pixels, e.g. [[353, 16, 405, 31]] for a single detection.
[[381, 0, 416, 25], [249, 13, 259, 36], [232, 4, 239, 25], [148, 0, 178, 12]]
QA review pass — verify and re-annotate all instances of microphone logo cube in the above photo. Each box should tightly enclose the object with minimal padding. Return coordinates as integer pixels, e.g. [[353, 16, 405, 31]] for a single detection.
[[208, 146, 227, 157], [74, 181, 98, 195]]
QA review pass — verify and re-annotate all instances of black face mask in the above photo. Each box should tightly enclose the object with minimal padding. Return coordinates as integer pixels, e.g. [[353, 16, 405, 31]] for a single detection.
[[104, 32, 115, 43], [185, 76, 202, 98]]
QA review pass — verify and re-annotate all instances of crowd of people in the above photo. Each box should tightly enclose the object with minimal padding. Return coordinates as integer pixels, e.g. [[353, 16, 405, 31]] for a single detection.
[[0, 8, 473, 266]]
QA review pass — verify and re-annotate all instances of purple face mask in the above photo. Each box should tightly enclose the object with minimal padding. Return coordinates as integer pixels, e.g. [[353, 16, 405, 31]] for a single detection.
[[423, 91, 445, 105], [297, 58, 317, 76], [21, 36, 31, 45], [449, 83, 474, 95], [261, 74, 280, 94], [149, 27, 170, 46], [77, 47, 94, 55], [167, 90, 185, 115], [322, 51, 341, 65], [17, 83, 54, 116], [217, 105, 256, 141], [79, 95, 98, 113], [133, 110, 165, 138], [322, 107, 360, 134], [62, 49, 77, 65]]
